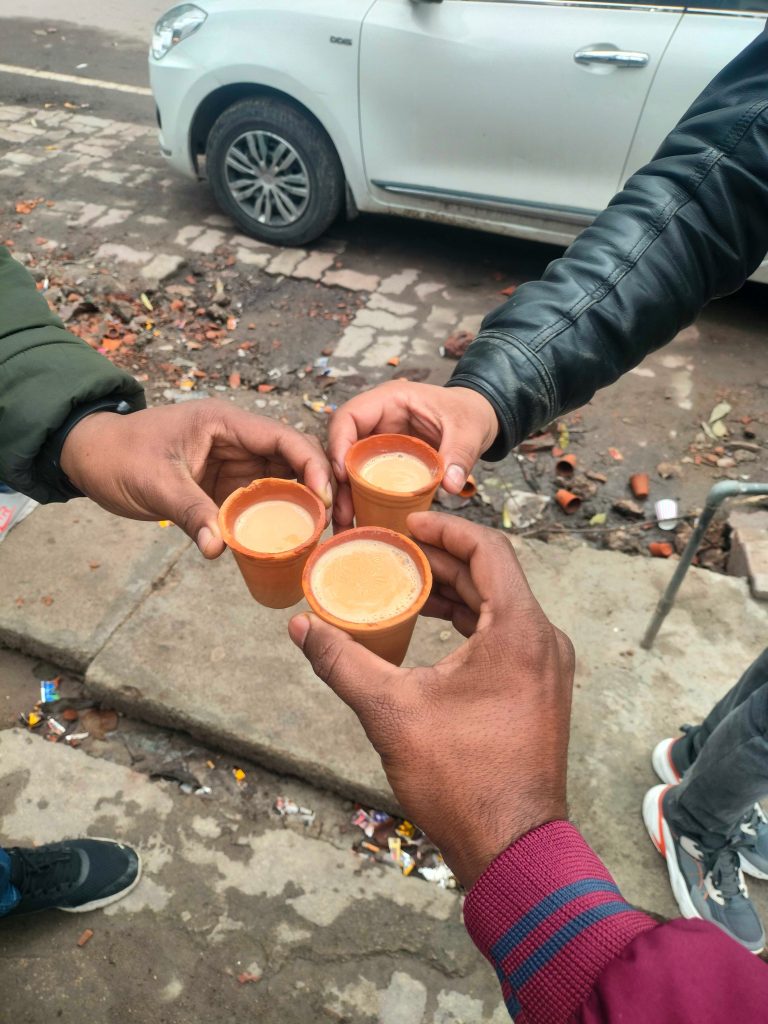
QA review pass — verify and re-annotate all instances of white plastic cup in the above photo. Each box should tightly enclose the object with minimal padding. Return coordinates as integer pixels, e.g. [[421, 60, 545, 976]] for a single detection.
[[655, 498, 680, 531]]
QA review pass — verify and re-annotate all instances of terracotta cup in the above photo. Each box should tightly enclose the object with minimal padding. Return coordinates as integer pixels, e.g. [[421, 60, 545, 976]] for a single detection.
[[218, 478, 326, 609], [345, 434, 444, 535], [302, 526, 432, 666], [630, 472, 650, 499], [554, 488, 582, 514], [555, 453, 578, 477], [459, 474, 478, 499]]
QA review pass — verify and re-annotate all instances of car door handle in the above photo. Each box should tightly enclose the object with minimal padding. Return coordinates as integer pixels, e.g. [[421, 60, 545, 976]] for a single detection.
[[574, 48, 649, 68]]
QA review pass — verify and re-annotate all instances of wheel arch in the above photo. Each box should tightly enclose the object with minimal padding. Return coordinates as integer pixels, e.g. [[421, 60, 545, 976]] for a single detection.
[[190, 83, 345, 182]]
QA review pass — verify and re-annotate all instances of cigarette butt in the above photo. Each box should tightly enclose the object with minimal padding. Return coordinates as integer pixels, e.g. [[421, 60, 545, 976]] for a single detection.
[[77, 929, 94, 947]]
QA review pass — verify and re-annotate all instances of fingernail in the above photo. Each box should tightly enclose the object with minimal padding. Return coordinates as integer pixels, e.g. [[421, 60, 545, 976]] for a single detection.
[[444, 464, 466, 492], [323, 482, 333, 508], [289, 614, 311, 649], [197, 526, 214, 555]]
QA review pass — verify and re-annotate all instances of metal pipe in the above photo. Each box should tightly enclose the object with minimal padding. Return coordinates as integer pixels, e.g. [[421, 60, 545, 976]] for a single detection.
[[641, 480, 768, 650]]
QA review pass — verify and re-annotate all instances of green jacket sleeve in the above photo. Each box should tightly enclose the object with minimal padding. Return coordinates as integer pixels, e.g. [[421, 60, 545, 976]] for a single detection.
[[0, 246, 146, 502]]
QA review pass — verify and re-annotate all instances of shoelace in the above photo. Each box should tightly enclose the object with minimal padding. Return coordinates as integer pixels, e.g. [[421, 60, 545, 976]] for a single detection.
[[9, 847, 81, 897], [707, 847, 746, 901], [741, 804, 768, 839]]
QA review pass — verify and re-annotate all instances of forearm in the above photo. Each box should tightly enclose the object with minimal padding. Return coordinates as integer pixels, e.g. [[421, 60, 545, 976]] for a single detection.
[[449, 28, 768, 459], [0, 246, 145, 501], [463, 821, 656, 1023]]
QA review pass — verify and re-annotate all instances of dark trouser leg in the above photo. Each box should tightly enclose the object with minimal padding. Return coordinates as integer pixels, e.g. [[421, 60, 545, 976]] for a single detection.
[[666, 650, 768, 847], [0, 849, 20, 916]]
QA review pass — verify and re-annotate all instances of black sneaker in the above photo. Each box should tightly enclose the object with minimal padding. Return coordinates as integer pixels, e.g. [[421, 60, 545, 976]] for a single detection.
[[5, 838, 141, 916], [643, 785, 765, 954]]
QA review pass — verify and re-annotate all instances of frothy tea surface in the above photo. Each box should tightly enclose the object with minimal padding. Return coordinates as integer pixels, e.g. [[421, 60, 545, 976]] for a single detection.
[[310, 539, 421, 623], [234, 499, 315, 554], [360, 451, 433, 493]]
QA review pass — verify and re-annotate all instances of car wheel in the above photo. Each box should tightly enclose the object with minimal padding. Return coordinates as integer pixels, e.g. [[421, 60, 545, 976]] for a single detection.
[[206, 97, 345, 246]]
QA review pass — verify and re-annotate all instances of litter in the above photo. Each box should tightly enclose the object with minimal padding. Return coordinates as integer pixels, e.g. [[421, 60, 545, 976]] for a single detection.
[[349, 807, 456, 887], [655, 498, 680, 531], [629, 473, 650, 499], [273, 797, 316, 826], [40, 678, 60, 703], [554, 489, 581, 515], [502, 491, 550, 531], [77, 928, 94, 947], [0, 487, 39, 543]]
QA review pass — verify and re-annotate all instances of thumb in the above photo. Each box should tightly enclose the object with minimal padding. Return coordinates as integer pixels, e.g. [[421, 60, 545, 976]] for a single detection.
[[167, 479, 224, 559], [439, 427, 481, 494], [288, 613, 395, 713]]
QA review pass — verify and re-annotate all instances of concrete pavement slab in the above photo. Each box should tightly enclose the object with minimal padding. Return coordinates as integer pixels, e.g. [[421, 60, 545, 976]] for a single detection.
[[0, 501, 190, 672], [0, 729, 505, 1024], [87, 531, 768, 922], [85, 544, 395, 808]]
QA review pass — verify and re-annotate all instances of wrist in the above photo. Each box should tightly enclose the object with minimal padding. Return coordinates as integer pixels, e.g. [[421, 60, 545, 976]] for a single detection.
[[452, 386, 500, 452], [60, 412, 121, 494], [448, 802, 568, 889]]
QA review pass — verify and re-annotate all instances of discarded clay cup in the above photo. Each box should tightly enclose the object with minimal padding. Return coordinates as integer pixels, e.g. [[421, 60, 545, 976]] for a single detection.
[[630, 472, 650, 499], [302, 526, 432, 666], [554, 488, 582, 515], [345, 434, 444, 536], [218, 478, 326, 609], [458, 474, 478, 499], [555, 453, 577, 478]]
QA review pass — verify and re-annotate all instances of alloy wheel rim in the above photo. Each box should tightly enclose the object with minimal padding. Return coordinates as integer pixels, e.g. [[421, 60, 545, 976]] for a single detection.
[[224, 130, 309, 226]]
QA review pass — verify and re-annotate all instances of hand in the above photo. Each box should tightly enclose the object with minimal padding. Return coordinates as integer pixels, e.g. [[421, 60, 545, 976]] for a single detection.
[[328, 382, 499, 529], [61, 401, 333, 558], [288, 512, 574, 888]]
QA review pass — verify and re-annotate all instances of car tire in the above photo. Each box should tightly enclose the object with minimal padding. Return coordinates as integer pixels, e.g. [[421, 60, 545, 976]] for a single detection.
[[206, 97, 345, 247]]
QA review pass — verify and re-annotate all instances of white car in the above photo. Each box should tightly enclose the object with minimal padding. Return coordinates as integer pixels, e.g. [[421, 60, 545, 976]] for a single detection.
[[150, 0, 768, 281]]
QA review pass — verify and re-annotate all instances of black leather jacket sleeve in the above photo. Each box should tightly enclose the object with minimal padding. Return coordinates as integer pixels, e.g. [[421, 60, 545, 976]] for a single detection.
[[447, 26, 768, 460]]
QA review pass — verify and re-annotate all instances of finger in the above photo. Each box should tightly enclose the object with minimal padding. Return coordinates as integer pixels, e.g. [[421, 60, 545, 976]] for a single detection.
[[164, 476, 225, 558], [420, 542, 482, 616], [421, 595, 479, 639], [438, 424, 482, 494], [227, 409, 333, 508], [288, 612, 398, 712], [332, 482, 355, 531], [408, 511, 541, 616], [328, 394, 386, 484]]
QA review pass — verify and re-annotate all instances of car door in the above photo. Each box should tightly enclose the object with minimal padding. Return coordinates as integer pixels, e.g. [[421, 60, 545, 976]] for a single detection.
[[359, 0, 683, 218], [622, 0, 768, 178]]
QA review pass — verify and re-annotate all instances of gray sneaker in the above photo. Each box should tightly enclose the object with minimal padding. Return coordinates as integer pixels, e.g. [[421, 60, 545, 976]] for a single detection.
[[737, 804, 768, 881], [652, 732, 768, 881], [643, 784, 765, 954]]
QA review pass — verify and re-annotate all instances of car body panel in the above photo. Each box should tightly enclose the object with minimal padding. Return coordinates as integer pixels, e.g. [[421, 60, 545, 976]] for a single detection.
[[149, 0, 768, 281], [359, 0, 681, 212]]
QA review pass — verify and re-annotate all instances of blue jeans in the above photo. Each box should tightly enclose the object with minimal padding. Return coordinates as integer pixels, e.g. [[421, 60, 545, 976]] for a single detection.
[[0, 849, 20, 916]]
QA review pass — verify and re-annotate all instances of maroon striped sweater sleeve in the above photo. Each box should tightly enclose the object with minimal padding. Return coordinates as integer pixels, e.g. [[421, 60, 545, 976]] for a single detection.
[[462, 821, 656, 1022]]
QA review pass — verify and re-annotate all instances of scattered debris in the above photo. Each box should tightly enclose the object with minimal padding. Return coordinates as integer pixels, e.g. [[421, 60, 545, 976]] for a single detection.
[[612, 499, 646, 519], [607, 448, 624, 461], [273, 797, 316, 826], [77, 928, 94, 948], [0, 486, 38, 543], [629, 473, 650, 499], [502, 491, 550, 530], [649, 542, 674, 558], [350, 807, 456, 888], [655, 498, 680, 531], [554, 489, 581, 515], [441, 330, 474, 360], [555, 454, 577, 478]]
